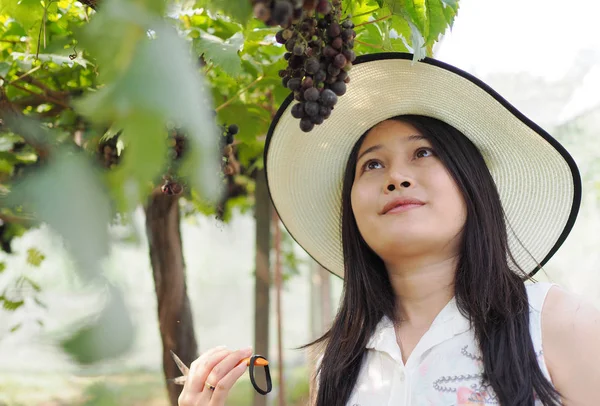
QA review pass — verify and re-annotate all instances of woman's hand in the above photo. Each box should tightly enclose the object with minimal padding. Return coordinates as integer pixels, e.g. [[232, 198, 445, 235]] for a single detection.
[[178, 346, 253, 406]]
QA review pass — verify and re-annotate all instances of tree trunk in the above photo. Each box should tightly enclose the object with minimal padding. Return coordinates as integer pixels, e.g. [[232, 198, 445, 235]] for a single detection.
[[254, 169, 271, 406], [145, 191, 198, 406]]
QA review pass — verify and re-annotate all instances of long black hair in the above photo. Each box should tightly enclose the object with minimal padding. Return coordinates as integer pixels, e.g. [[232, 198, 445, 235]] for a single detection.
[[304, 115, 562, 405]]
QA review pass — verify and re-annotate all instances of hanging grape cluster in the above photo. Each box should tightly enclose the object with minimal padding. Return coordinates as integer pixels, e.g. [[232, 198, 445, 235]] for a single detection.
[[160, 122, 241, 196], [271, 0, 356, 132], [162, 129, 187, 196], [220, 123, 240, 177], [251, 0, 306, 27], [97, 134, 120, 169]]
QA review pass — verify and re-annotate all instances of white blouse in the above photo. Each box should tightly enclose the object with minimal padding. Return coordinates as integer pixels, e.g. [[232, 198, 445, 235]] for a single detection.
[[345, 282, 556, 406]]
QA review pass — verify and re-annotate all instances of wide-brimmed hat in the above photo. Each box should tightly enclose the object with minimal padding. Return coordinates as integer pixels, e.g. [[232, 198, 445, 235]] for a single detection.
[[264, 52, 581, 279]]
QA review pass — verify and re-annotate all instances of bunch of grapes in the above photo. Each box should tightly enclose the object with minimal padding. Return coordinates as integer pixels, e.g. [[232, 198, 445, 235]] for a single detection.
[[97, 134, 120, 169], [252, 0, 321, 27], [220, 123, 240, 176], [275, 0, 356, 132]]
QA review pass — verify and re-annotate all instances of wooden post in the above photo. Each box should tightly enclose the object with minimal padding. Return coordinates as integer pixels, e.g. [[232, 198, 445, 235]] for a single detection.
[[254, 168, 271, 406]]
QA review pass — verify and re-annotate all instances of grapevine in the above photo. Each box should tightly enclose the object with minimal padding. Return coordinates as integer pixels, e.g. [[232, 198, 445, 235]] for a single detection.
[[160, 121, 240, 196], [255, 0, 356, 132]]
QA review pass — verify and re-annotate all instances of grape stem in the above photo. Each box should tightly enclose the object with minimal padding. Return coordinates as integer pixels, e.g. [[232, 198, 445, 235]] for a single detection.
[[215, 75, 264, 112], [354, 14, 392, 27], [349, 7, 381, 19], [354, 39, 384, 49]]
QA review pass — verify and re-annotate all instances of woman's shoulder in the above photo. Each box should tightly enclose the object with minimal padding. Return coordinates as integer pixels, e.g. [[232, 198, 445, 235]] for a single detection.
[[541, 284, 600, 402]]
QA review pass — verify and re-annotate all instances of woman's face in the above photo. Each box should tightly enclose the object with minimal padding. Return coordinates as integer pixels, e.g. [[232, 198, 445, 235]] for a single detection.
[[350, 119, 467, 262]]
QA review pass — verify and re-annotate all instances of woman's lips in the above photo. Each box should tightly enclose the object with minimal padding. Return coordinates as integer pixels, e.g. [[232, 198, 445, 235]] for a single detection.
[[385, 203, 424, 214]]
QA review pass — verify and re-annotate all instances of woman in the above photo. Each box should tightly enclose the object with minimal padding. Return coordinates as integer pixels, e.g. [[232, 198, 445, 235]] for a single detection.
[[178, 53, 600, 405]]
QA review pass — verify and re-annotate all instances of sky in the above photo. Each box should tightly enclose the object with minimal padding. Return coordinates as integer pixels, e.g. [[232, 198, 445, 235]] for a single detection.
[[435, 0, 600, 123]]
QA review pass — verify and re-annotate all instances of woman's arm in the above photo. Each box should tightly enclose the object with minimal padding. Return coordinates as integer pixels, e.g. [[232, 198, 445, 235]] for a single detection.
[[542, 285, 600, 405]]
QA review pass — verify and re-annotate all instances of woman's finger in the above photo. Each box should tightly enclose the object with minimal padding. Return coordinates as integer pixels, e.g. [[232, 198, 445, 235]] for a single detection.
[[197, 347, 253, 404], [186, 348, 232, 394], [208, 360, 249, 405]]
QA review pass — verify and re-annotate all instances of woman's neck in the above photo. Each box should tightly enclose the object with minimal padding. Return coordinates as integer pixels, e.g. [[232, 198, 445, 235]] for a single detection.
[[385, 255, 458, 328]]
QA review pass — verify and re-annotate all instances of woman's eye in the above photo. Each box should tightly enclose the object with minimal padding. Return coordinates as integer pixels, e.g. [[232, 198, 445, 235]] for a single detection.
[[415, 148, 435, 158], [363, 160, 383, 171]]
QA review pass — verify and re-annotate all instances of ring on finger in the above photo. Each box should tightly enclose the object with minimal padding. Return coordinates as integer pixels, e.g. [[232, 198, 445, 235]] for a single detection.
[[205, 381, 216, 391]]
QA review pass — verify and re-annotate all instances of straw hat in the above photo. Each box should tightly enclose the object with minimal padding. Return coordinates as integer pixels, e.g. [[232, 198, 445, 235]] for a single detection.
[[264, 52, 581, 278]]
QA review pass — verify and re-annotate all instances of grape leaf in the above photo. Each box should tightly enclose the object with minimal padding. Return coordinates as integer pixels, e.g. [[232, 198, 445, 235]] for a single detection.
[[194, 0, 252, 26], [195, 31, 244, 78]]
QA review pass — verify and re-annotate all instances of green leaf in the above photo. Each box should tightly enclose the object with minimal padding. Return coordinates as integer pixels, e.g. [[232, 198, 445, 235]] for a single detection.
[[61, 285, 134, 364], [10, 323, 22, 333], [194, 0, 252, 26], [76, 13, 221, 201], [9, 146, 111, 281], [0, 262, 5, 273], [11, 52, 91, 68], [195, 31, 244, 78], [0, 0, 45, 32]]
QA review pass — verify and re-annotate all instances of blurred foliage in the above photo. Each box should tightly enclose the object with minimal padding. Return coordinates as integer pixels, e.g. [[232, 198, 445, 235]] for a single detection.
[[0, 0, 458, 365]]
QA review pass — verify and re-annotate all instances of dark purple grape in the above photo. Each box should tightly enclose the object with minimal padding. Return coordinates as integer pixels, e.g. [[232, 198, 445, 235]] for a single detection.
[[278, 69, 288, 78], [276, 30, 286, 44], [314, 70, 327, 83], [304, 87, 320, 102], [302, 76, 314, 89], [285, 39, 296, 52], [282, 76, 290, 87], [228, 124, 239, 135], [304, 101, 320, 116], [305, 57, 320, 74], [272, 1, 293, 25], [346, 39, 354, 48], [327, 22, 341, 37], [325, 74, 337, 84], [316, 0, 331, 14], [289, 55, 304, 69], [327, 64, 340, 76], [342, 29, 355, 42], [320, 89, 338, 107], [323, 45, 338, 58], [284, 52, 292, 60], [343, 61, 353, 72], [337, 70, 348, 82], [292, 7, 303, 21], [342, 19, 354, 29], [330, 80, 346, 96], [342, 49, 356, 62], [331, 37, 343, 50], [300, 117, 314, 132], [310, 114, 325, 125], [333, 53, 347, 69], [317, 18, 328, 28], [293, 44, 306, 56], [291, 102, 305, 118], [287, 77, 302, 91], [319, 105, 331, 117]]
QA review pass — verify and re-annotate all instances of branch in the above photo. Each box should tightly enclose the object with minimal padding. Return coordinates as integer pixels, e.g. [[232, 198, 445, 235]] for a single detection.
[[0, 39, 28, 44], [354, 39, 384, 49], [0, 75, 71, 109], [354, 14, 392, 27], [215, 75, 264, 112], [0, 213, 37, 227], [350, 8, 381, 19]]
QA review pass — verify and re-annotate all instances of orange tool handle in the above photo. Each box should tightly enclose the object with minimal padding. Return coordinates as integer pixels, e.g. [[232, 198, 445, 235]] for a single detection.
[[238, 357, 269, 367]]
